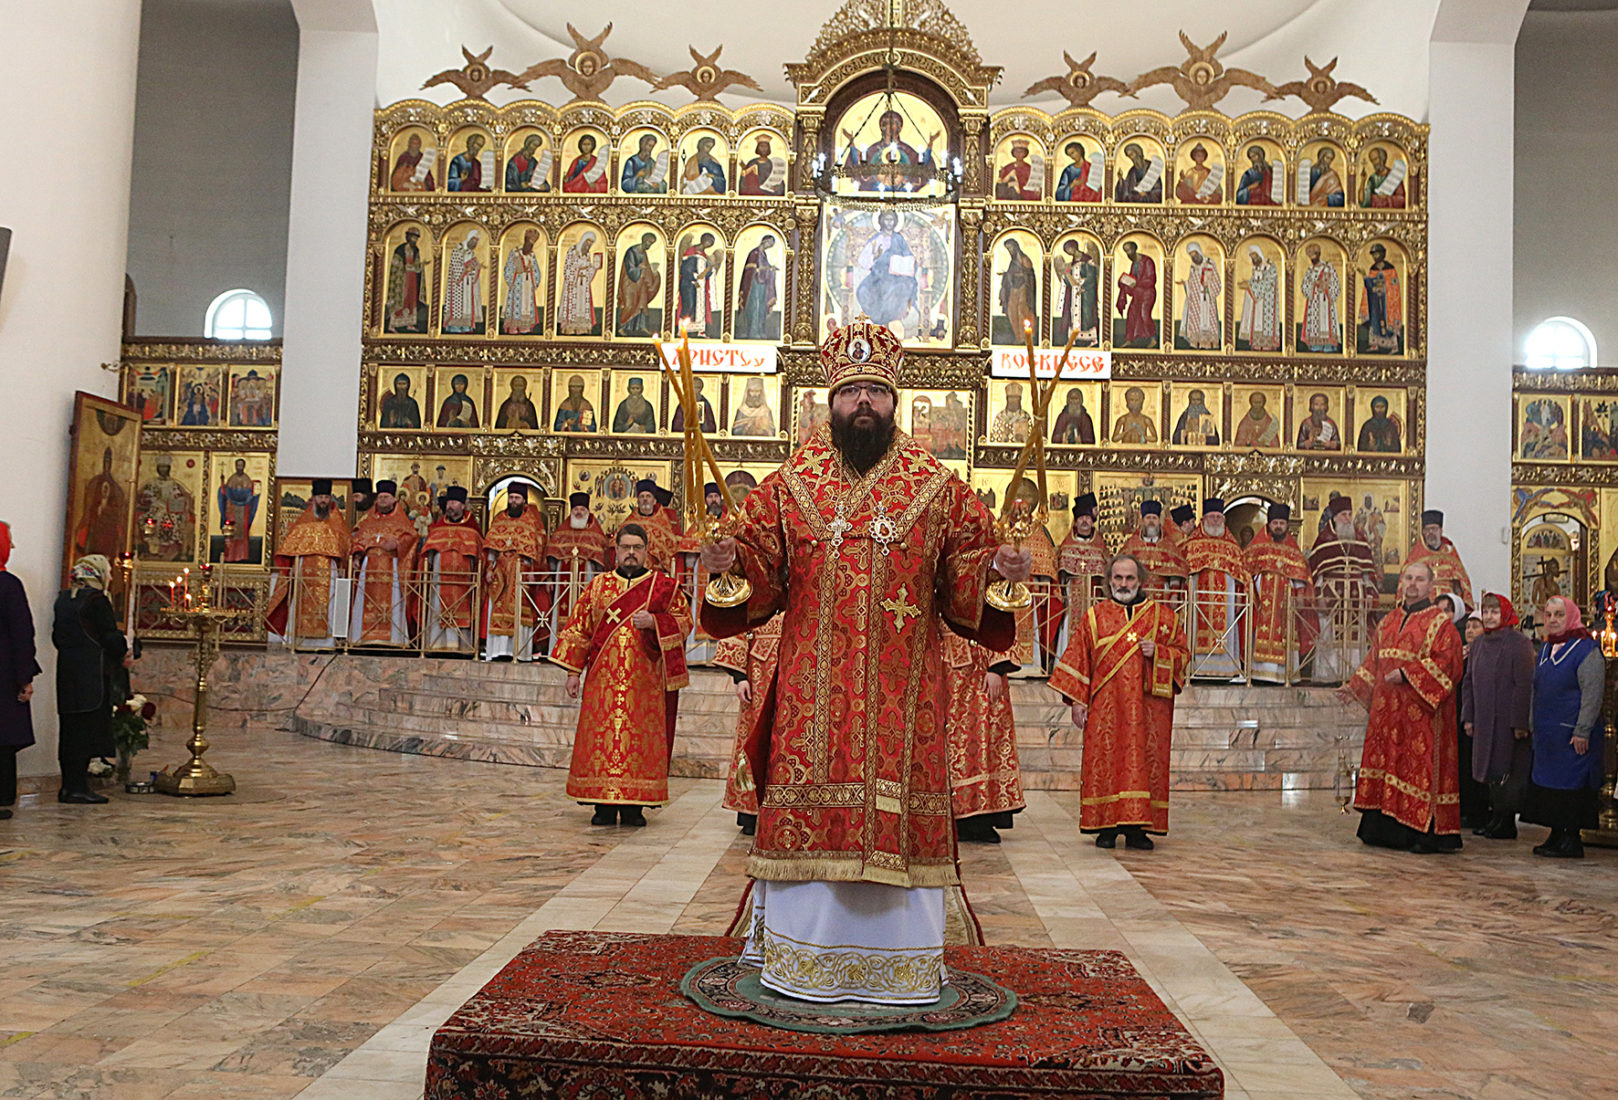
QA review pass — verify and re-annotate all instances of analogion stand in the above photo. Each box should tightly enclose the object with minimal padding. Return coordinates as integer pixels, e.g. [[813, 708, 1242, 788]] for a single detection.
[[154, 563, 245, 797]]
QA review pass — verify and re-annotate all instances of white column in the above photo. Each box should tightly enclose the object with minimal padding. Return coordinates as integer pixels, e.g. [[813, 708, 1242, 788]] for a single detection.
[[1425, 1, 1530, 596], [278, 0, 378, 475], [0, 0, 143, 778]]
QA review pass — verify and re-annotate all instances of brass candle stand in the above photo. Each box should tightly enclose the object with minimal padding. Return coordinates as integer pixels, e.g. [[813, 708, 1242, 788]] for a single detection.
[[154, 564, 246, 797]]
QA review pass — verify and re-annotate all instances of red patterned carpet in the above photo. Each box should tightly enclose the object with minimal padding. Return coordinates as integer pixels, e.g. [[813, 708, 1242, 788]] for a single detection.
[[427, 930, 1223, 1099]]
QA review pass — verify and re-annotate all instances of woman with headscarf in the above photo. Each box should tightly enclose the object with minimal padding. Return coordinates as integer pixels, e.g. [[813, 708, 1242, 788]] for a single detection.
[[1461, 593, 1535, 839], [0, 522, 39, 819], [52, 555, 128, 804], [1522, 596, 1605, 857], [1436, 593, 1487, 827]]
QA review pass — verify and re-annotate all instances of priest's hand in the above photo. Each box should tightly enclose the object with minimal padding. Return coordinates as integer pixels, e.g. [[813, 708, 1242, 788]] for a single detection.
[[1140, 638, 1157, 658], [701, 537, 737, 575], [1382, 667, 1405, 685], [1070, 701, 1088, 728], [631, 609, 656, 630], [565, 674, 580, 699], [984, 671, 1006, 702], [994, 544, 1033, 582], [736, 679, 752, 704]]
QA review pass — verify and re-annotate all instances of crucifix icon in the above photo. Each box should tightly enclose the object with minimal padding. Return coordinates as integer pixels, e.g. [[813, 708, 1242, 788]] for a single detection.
[[879, 585, 921, 629], [828, 500, 853, 549]]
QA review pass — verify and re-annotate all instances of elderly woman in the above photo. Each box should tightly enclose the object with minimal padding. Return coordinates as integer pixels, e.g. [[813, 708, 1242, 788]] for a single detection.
[[0, 521, 39, 820], [1522, 596, 1605, 858], [52, 555, 129, 804], [1437, 594, 1488, 826], [1461, 593, 1535, 839]]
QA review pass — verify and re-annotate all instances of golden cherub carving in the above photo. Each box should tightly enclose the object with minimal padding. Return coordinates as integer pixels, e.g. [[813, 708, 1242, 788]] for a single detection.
[[1024, 51, 1132, 108], [517, 23, 659, 105], [1126, 31, 1276, 110], [421, 46, 530, 101], [654, 46, 764, 103], [1268, 56, 1378, 115]]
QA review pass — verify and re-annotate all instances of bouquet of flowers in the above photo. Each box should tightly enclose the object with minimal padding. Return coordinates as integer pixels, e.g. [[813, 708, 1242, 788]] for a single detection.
[[111, 693, 158, 779]]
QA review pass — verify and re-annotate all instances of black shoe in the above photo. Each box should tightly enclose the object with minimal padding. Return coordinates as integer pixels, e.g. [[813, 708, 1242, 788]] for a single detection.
[[1532, 829, 1562, 856], [956, 818, 1002, 845], [590, 805, 617, 826], [620, 806, 647, 827], [58, 790, 108, 804], [1094, 830, 1118, 849], [1481, 816, 1518, 840], [0, 808, 12, 819], [738, 813, 756, 837], [1123, 829, 1155, 851]]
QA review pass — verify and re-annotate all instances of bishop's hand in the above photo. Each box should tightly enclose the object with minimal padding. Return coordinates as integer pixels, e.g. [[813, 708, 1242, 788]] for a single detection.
[[701, 536, 737, 575], [994, 544, 1033, 582]]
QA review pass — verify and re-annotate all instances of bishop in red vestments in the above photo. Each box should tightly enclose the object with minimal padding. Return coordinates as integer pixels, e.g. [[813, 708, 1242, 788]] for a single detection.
[[1050, 553, 1189, 848], [1182, 498, 1250, 679], [1406, 509, 1473, 608], [1341, 560, 1465, 853], [418, 486, 483, 652], [701, 320, 1029, 1005], [553, 525, 691, 826], [1244, 503, 1317, 683]]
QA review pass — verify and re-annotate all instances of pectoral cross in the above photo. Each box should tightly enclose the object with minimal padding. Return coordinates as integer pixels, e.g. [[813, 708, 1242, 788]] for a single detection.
[[880, 585, 921, 629], [828, 500, 853, 549]]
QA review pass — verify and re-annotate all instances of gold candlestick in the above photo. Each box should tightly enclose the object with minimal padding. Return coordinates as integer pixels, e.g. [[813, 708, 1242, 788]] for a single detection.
[[154, 563, 247, 797]]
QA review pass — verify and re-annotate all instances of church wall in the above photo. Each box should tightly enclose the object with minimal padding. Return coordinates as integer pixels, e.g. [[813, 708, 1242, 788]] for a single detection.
[[124, 0, 298, 338], [1513, 9, 1618, 364]]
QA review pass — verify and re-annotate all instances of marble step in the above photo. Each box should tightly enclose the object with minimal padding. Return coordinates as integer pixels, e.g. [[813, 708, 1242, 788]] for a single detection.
[[372, 681, 745, 717]]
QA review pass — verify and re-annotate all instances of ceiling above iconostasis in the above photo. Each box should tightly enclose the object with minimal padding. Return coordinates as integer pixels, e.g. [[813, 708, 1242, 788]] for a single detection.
[[373, 0, 1442, 119]]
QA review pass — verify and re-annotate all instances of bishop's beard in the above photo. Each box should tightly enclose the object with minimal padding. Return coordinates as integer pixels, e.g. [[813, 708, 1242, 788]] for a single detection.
[[829, 407, 896, 475]]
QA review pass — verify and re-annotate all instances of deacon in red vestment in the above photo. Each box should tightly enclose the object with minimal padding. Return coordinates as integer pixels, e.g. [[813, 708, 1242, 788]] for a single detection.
[[553, 524, 692, 826], [1119, 502, 1189, 593], [941, 629, 1025, 844], [1050, 552, 1189, 848], [547, 492, 613, 627], [265, 479, 349, 649], [1341, 559, 1465, 852], [1182, 498, 1250, 679], [418, 486, 482, 652], [700, 319, 1030, 1006], [1057, 492, 1110, 648], [712, 612, 782, 833], [349, 480, 418, 646], [1406, 508, 1474, 608], [1244, 503, 1317, 683], [482, 481, 548, 662]]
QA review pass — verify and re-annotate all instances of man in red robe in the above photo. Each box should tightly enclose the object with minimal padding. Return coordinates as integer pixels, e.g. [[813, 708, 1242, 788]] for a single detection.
[[700, 319, 1029, 1006], [1183, 498, 1250, 680], [1308, 495, 1379, 682], [942, 630, 1024, 844], [553, 524, 691, 827], [1120, 501, 1189, 592], [1340, 560, 1465, 853], [483, 481, 548, 661], [622, 479, 682, 576], [266, 479, 349, 649], [1057, 492, 1109, 651], [1244, 503, 1317, 683], [349, 479, 419, 647], [1170, 504, 1197, 545], [547, 492, 612, 628], [712, 612, 781, 835], [418, 486, 482, 652], [1115, 240, 1158, 347], [1051, 552, 1190, 848], [1406, 508, 1473, 608]]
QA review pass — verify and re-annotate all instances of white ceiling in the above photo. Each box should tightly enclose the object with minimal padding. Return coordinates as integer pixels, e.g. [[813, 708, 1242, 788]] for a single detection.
[[373, 0, 1443, 119]]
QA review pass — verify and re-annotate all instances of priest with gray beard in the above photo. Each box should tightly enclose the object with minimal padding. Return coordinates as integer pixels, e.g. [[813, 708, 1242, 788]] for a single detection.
[[547, 492, 612, 626]]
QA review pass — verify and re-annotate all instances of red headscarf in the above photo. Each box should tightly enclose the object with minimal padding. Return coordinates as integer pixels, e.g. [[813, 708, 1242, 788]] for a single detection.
[[0, 521, 11, 571], [1544, 596, 1592, 647], [1481, 591, 1517, 631]]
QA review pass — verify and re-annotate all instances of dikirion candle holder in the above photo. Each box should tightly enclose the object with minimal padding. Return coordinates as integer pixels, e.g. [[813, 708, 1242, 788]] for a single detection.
[[153, 562, 247, 797]]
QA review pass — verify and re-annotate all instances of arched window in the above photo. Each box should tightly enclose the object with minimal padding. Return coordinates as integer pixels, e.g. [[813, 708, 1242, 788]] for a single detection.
[[205, 289, 272, 340], [1524, 316, 1596, 370]]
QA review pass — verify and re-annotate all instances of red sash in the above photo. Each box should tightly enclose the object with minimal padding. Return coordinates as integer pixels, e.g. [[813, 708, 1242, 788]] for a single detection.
[[584, 572, 688, 755]]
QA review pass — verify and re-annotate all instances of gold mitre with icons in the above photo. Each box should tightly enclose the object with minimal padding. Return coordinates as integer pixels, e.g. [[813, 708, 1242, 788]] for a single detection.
[[819, 316, 903, 394]]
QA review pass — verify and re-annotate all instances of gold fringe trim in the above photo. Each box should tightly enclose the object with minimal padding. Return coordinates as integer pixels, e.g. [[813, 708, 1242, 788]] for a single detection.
[[747, 854, 960, 889]]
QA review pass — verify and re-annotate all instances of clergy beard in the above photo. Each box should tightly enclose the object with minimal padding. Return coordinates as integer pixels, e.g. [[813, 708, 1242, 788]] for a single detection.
[[616, 564, 648, 580], [829, 407, 896, 475], [1110, 586, 1144, 605], [1203, 519, 1226, 537], [507, 503, 525, 518], [1424, 534, 1442, 551], [376, 503, 395, 516], [313, 503, 331, 519], [569, 514, 589, 529]]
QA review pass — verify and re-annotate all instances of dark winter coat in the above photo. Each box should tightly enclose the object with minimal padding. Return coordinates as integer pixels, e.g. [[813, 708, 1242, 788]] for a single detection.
[[0, 572, 39, 749]]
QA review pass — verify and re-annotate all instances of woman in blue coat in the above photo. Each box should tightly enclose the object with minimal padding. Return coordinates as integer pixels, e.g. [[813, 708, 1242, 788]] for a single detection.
[[1522, 596, 1605, 858]]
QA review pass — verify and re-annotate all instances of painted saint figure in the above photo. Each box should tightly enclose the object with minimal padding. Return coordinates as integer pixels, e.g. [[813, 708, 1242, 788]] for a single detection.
[[853, 209, 918, 328], [615, 232, 663, 338], [435, 373, 480, 430], [997, 238, 1037, 342], [1358, 244, 1404, 354], [1234, 145, 1277, 206], [1177, 243, 1221, 350], [1111, 386, 1157, 445], [552, 375, 596, 433], [389, 134, 434, 192], [217, 458, 259, 564], [994, 140, 1041, 200], [1299, 243, 1342, 353], [559, 232, 604, 336], [501, 229, 544, 335], [730, 377, 776, 438], [735, 235, 779, 341], [384, 228, 428, 334], [443, 231, 484, 334], [1233, 392, 1281, 449], [1174, 143, 1222, 204], [677, 233, 720, 337], [612, 377, 658, 434], [1237, 247, 1281, 352], [1114, 143, 1162, 203], [1050, 387, 1095, 446], [378, 373, 422, 429], [621, 134, 668, 194], [1053, 241, 1099, 347], [1296, 392, 1341, 451], [446, 133, 488, 193], [505, 134, 550, 193], [562, 134, 608, 194], [680, 135, 727, 196], [738, 136, 784, 196], [1115, 241, 1157, 348], [495, 376, 538, 431], [135, 455, 196, 562]]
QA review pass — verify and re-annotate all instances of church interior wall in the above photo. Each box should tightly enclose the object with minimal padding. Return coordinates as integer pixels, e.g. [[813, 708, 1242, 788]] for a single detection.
[[124, 0, 299, 338]]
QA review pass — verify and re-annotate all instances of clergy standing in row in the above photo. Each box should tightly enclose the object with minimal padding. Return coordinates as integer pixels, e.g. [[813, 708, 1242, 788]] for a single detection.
[[266, 479, 350, 650], [1342, 560, 1465, 853], [1407, 509, 1474, 608], [483, 480, 548, 662], [1120, 501, 1189, 588], [625, 479, 682, 575], [712, 612, 782, 835], [546, 492, 613, 627], [701, 318, 1030, 1006], [1308, 496, 1379, 682], [1056, 492, 1110, 651], [942, 630, 1025, 844], [1050, 553, 1189, 849], [349, 479, 417, 647], [1183, 498, 1250, 679], [554, 524, 692, 827], [419, 486, 482, 652], [1245, 503, 1315, 684], [1171, 504, 1197, 543]]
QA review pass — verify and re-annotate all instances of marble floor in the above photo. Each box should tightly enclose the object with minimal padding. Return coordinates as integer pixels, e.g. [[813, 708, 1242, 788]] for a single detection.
[[0, 723, 1612, 1100]]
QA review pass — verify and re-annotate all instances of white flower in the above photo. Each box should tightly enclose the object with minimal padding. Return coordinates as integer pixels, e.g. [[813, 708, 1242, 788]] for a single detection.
[[127, 694, 148, 708]]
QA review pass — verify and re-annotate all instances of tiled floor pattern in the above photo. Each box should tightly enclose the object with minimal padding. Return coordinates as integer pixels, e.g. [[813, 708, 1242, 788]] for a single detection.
[[2, 723, 1613, 1098]]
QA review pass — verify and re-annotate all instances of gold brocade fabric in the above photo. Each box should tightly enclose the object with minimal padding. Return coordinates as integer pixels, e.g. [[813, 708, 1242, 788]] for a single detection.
[[713, 429, 1006, 888], [265, 508, 350, 640], [1245, 534, 1317, 670], [420, 518, 483, 630], [940, 631, 1025, 819], [484, 509, 547, 634], [1347, 604, 1464, 834], [713, 614, 783, 815], [351, 508, 419, 643], [552, 570, 692, 806], [1183, 530, 1250, 660], [1050, 599, 1189, 833], [1119, 528, 1190, 583], [1407, 538, 1474, 607]]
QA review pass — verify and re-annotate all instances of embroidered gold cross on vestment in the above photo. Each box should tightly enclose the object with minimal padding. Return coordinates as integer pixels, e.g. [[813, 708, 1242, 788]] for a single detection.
[[880, 585, 921, 629]]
